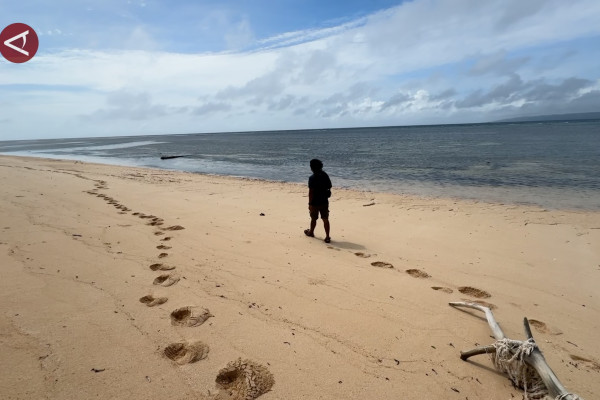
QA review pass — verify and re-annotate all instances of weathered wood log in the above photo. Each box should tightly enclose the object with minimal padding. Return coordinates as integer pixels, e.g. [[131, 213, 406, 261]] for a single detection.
[[449, 301, 583, 400], [160, 155, 188, 160], [450, 301, 505, 339]]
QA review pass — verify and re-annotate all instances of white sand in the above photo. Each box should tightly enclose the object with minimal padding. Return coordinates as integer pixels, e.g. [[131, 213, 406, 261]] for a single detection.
[[1, 155, 598, 399]]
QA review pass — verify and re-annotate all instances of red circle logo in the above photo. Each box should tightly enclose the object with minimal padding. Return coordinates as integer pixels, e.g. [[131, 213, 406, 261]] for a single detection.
[[0, 23, 39, 63]]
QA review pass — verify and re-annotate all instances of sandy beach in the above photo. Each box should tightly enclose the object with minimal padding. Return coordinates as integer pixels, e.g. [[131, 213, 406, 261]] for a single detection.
[[1, 155, 599, 399]]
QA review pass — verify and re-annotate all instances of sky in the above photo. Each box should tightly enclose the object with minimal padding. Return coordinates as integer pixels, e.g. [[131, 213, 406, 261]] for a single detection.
[[1, 0, 599, 140]]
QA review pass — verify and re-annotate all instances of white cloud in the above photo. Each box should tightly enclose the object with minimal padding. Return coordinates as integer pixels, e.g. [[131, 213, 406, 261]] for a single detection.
[[224, 17, 255, 50], [256, 16, 368, 49], [123, 26, 159, 51]]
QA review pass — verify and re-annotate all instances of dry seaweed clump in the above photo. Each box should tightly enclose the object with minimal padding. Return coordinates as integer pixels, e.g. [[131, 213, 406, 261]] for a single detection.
[[215, 358, 274, 400]]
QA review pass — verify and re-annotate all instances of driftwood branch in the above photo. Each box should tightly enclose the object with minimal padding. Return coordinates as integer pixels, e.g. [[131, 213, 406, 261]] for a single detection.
[[449, 301, 582, 400], [460, 344, 496, 361], [449, 301, 505, 340], [160, 155, 190, 160], [524, 317, 534, 340]]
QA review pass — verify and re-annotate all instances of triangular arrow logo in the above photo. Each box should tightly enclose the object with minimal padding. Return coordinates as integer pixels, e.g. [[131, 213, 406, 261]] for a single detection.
[[4, 30, 29, 56]]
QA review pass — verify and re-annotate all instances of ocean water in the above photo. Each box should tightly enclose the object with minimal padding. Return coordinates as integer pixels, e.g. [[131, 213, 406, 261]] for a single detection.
[[2, 120, 600, 210]]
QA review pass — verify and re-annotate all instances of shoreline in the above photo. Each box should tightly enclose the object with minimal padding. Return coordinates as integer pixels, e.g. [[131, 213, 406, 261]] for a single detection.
[[3, 153, 599, 212], [1, 155, 599, 399]]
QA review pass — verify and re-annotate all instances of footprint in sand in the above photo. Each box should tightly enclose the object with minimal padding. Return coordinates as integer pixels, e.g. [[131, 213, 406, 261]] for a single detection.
[[528, 319, 562, 335], [161, 236, 172, 241], [158, 252, 169, 258], [153, 273, 180, 286], [371, 261, 394, 269], [215, 358, 275, 400], [162, 225, 185, 231], [354, 252, 371, 258], [569, 354, 600, 371], [529, 319, 549, 333], [458, 286, 491, 298], [170, 307, 213, 327], [154, 231, 165, 236], [431, 286, 453, 294], [164, 341, 209, 365], [150, 263, 175, 271], [157, 245, 171, 250], [406, 269, 430, 278], [139, 295, 168, 307]]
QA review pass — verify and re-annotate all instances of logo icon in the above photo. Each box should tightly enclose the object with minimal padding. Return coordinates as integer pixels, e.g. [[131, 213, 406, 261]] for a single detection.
[[1, 23, 39, 63]]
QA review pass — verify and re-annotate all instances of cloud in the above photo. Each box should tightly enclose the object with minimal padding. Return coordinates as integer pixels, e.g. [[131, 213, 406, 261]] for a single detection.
[[381, 92, 412, 110], [192, 102, 232, 116], [567, 88, 600, 111], [224, 17, 255, 50], [84, 90, 185, 121], [430, 89, 457, 101], [41, 29, 64, 36], [295, 49, 338, 84], [1, 0, 600, 139], [216, 71, 285, 102], [320, 82, 380, 110], [495, 0, 550, 30], [469, 51, 530, 77], [256, 17, 368, 49], [267, 95, 308, 112], [123, 26, 159, 51], [456, 74, 525, 108], [454, 75, 595, 110]]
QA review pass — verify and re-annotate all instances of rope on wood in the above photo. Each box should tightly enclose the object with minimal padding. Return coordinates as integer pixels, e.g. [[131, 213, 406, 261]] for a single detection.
[[555, 394, 583, 400], [491, 339, 582, 400]]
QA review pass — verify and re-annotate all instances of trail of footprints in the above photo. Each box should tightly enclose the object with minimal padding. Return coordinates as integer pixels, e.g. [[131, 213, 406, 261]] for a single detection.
[[342, 250, 516, 365], [350, 250, 600, 372], [351, 252, 494, 304], [86, 178, 594, 393], [84, 179, 274, 399]]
